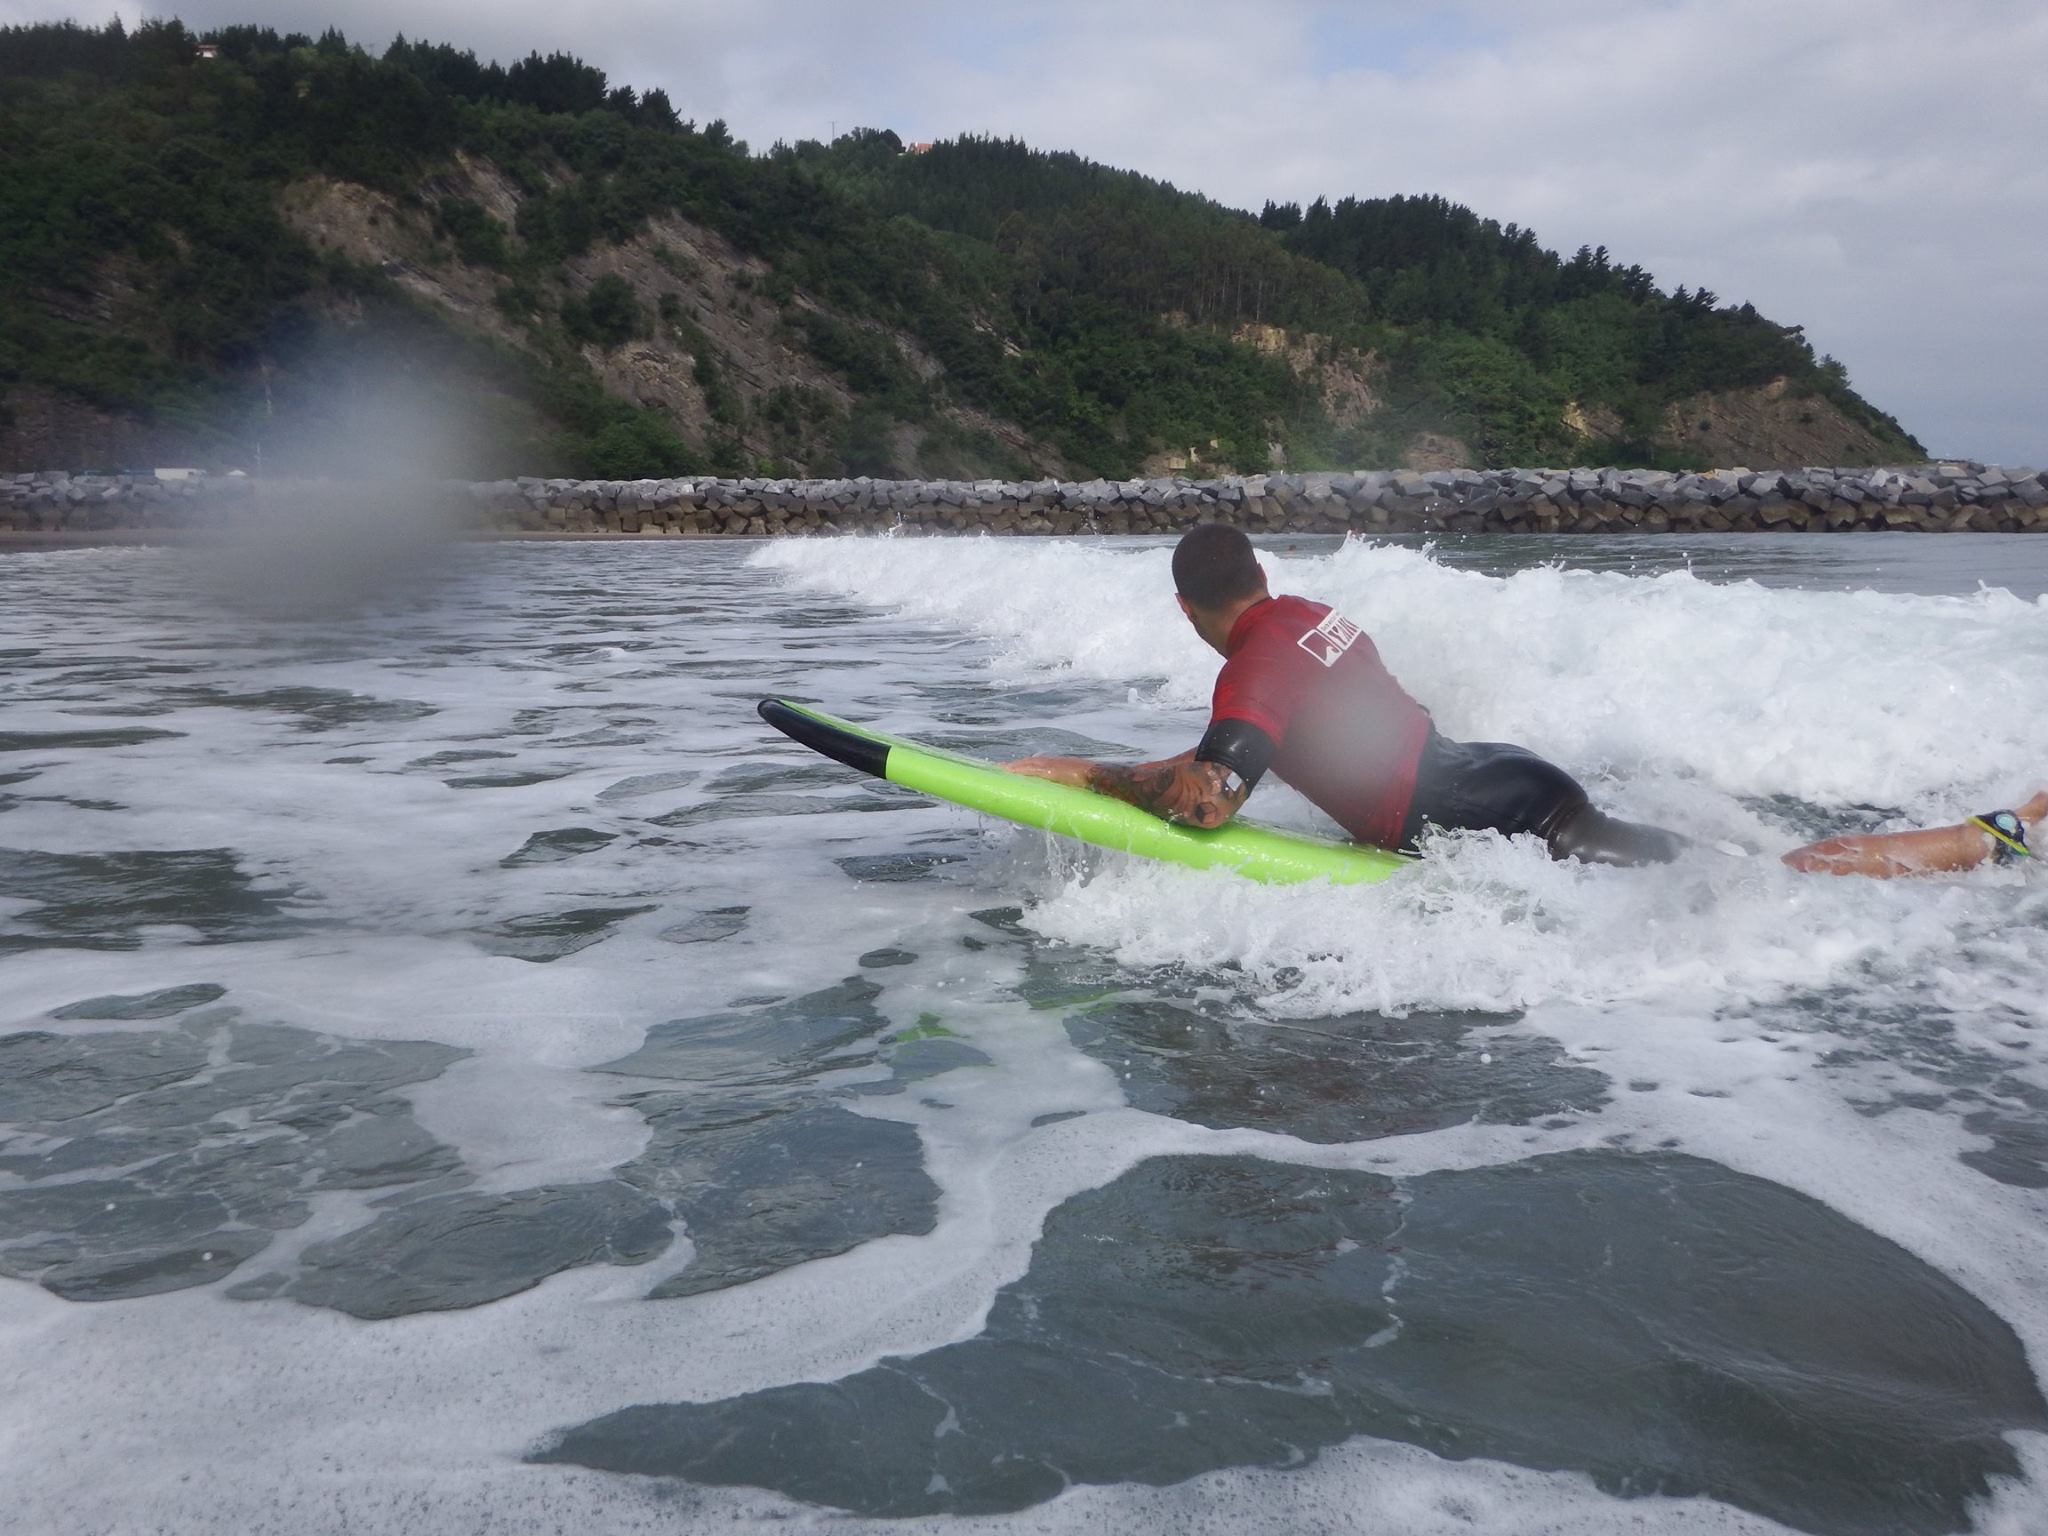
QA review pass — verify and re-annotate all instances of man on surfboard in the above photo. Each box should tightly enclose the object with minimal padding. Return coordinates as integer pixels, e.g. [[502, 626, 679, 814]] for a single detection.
[[1007, 524, 2040, 877], [1006, 523, 1683, 866]]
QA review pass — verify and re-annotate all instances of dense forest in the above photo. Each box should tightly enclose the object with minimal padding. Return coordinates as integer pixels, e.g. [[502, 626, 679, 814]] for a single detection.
[[0, 18, 1923, 476]]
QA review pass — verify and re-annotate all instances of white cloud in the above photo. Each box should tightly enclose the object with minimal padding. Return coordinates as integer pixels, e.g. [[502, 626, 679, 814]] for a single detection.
[[6, 0, 2042, 464]]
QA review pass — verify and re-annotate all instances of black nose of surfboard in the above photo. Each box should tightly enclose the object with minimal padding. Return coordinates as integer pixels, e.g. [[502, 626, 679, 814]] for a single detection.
[[758, 698, 890, 778]]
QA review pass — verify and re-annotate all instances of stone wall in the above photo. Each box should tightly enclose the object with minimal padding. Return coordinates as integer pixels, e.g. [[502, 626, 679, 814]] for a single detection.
[[6, 462, 2047, 539]]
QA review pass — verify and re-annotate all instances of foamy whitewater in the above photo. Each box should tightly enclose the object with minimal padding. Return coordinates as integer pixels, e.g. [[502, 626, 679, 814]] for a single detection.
[[3, 531, 2046, 1535]]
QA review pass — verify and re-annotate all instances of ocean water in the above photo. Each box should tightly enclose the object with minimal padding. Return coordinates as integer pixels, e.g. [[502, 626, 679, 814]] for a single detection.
[[3, 529, 2047, 1535]]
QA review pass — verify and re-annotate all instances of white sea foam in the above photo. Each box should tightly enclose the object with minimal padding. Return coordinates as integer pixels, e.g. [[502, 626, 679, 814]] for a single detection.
[[4, 537, 2046, 1535], [756, 532, 2048, 813]]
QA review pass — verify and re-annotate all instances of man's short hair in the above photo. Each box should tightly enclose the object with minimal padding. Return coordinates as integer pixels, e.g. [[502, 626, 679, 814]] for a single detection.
[[1172, 524, 1266, 610]]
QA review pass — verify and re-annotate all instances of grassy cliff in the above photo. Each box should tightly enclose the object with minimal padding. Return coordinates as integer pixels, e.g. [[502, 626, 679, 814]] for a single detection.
[[0, 19, 1925, 476]]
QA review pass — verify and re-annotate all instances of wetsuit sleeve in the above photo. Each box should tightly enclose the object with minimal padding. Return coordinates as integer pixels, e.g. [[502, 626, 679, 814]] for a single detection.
[[1194, 716, 1276, 788]]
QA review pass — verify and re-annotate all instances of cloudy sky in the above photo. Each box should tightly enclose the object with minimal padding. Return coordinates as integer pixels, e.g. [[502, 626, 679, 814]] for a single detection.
[[15, 0, 2047, 465]]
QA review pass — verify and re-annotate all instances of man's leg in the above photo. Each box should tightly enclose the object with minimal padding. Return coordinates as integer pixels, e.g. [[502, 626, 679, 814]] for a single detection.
[[1407, 736, 1685, 867], [1544, 802, 1688, 866]]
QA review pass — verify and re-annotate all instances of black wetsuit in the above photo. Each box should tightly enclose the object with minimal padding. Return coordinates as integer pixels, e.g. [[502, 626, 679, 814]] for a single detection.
[[1400, 731, 1686, 866], [1199, 593, 1686, 869]]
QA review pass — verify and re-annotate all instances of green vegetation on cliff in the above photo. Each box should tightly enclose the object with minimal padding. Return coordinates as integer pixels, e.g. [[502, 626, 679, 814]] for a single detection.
[[0, 18, 1923, 475]]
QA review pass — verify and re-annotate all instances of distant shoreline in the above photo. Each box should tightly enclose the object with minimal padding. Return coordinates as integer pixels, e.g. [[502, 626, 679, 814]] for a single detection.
[[4, 464, 2043, 542], [0, 528, 752, 550]]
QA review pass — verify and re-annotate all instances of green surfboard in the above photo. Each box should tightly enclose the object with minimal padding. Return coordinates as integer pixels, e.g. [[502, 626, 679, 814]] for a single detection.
[[758, 698, 1411, 886]]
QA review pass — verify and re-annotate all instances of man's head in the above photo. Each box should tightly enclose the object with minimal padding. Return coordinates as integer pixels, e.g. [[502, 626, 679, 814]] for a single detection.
[[1172, 523, 1268, 654]]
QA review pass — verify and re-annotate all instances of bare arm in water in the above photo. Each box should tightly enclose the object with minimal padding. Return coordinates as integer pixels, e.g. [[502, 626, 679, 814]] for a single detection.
[[1782, 789, 2046, 877], [1004, 749, 1253, 831]]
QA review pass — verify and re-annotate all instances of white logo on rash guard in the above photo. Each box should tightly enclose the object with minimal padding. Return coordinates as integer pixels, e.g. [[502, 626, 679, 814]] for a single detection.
[[1295, 610, 1362, 667]]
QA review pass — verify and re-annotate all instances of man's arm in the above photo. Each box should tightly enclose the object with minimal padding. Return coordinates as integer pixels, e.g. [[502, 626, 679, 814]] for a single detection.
[[1004, 749, 1254, 830]]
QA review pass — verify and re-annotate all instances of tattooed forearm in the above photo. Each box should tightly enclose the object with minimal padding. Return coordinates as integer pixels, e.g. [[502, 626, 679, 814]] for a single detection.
[[1085, 757, 1248, 829], [1002, 750, 1251, 829]]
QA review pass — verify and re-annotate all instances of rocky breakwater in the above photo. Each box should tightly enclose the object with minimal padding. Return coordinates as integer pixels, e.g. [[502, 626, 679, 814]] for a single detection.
[[0, 469, 253, 534], [4, 463, 2046, 539]]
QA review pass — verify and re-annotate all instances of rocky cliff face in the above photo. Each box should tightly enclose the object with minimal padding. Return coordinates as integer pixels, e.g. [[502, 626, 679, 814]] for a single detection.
[[275, 157, 1062, 479], [0, 151, 1071, 477], [0, 151, 1919, 479], [1187, 323, 1901, 476], [1659, 377, 1909, 470], [0, 385, 198, 472], [282, 166, 808, 456]]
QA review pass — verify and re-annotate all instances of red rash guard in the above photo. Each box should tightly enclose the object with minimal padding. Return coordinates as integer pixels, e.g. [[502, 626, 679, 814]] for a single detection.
[[1209, 594, 1433, 849]]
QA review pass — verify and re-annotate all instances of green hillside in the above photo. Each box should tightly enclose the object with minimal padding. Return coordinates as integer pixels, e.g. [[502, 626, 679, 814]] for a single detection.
[[0, 18, 1924, 476]]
